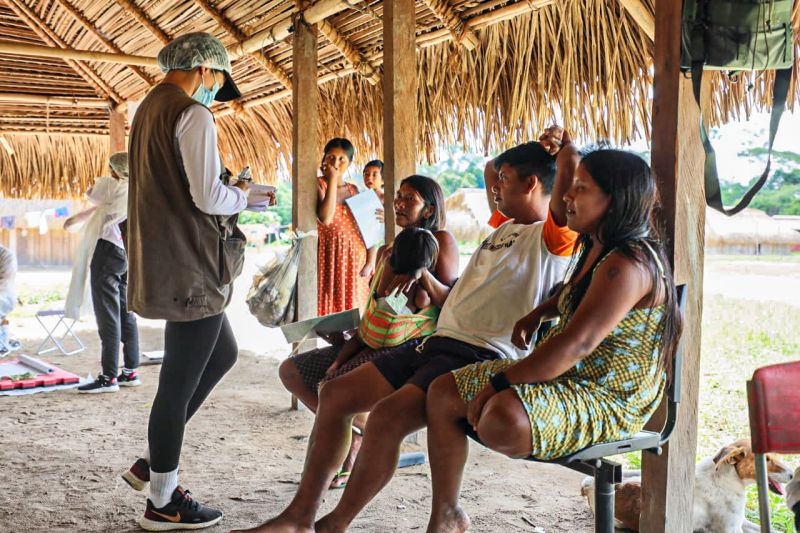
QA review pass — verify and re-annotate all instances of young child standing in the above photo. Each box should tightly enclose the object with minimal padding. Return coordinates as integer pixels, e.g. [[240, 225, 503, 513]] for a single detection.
[[361, 159, 385, 279]]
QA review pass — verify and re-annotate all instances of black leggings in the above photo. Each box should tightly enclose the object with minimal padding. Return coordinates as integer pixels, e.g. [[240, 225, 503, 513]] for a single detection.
[[148, 313, 238, 473]]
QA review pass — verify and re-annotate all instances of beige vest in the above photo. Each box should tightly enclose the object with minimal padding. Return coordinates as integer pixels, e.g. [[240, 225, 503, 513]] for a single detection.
[[127, 84, 243, 321]]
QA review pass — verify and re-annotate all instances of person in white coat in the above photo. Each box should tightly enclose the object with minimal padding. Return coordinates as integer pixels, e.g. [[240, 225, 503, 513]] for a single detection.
[[65, 152, 140, 393]]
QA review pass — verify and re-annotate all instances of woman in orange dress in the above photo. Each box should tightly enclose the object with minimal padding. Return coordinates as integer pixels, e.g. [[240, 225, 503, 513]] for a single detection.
[[317, 138, 370, 316]]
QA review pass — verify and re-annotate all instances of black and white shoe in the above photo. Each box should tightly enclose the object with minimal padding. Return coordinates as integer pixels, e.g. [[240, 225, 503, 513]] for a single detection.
[[122, 457, 150, 491], [140, 486, 223, 531], [117, 370, 141, 387], [77, 374, 119, 394]]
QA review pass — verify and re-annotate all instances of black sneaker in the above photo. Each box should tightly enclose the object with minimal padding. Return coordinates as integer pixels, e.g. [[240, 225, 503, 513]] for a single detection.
[[121, 457, 149, 491], [140, 486, 223, 531], [117, 370, 141, 387], [77, 374, 119, 394]]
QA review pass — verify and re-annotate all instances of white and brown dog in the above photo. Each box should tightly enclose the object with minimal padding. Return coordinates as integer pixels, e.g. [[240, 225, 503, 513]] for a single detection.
[[581, 438, 794, 532]]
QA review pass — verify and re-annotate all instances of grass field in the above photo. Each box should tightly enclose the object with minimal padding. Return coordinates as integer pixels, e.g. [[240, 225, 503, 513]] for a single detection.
[[700, 294, 799, 531]]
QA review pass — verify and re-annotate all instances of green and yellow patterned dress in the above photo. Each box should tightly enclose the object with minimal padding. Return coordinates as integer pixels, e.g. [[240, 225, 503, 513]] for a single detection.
[[452, 259, 667, 460]]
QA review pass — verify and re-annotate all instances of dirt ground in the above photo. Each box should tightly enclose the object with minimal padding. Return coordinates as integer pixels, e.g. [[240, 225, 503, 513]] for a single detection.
[[0, 324, 593, 533]]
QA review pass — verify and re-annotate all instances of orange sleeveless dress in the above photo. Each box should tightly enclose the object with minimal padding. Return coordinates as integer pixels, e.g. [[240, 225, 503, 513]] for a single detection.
[[317, 180, 369, 316]]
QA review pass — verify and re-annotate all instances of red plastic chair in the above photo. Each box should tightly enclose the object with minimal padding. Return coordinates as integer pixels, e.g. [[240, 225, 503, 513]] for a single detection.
[[747, 361, 800, 533]]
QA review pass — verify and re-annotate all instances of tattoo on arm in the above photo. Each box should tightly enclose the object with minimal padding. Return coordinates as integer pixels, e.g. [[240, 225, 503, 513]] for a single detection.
[[606, 266, 620, 280]]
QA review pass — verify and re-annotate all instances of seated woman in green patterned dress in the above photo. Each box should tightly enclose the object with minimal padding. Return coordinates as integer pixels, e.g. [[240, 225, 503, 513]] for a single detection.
[[424, 149, 683, 533]]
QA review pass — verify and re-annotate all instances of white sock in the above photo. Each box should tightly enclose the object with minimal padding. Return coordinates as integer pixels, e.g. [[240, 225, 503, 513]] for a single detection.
[[142, 446, 150, 463], [149, 468, 179, 509]]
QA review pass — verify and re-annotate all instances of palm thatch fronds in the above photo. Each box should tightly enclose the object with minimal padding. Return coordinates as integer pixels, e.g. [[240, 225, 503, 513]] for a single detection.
[[0, 134, 108, 198]]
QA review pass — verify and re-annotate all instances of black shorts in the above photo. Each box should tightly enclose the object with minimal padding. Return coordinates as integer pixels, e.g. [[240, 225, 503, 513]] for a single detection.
[[372, 336, 500, 392]]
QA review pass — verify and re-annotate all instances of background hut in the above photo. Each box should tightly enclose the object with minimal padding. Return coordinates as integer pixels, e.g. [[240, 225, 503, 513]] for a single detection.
[[0, 198, 86, 266], [706, 208, 800, 256], [444, 188, 493, 244]]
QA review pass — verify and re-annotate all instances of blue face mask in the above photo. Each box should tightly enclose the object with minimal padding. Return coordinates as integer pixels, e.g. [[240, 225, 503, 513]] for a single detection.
[[192, 70, 219, 107]]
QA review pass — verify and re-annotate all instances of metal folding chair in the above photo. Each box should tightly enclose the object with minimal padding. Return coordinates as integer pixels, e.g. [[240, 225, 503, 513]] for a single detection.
[[35, 309, 85, 356], [747, 360, 800, 533]]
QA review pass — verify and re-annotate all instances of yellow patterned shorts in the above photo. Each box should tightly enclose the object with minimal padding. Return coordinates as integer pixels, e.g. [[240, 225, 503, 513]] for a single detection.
[[452, 359, 652, 460]]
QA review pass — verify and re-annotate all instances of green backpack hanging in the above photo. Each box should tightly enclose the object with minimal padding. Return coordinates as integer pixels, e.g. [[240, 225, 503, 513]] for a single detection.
[[681, 0, 794, 216]]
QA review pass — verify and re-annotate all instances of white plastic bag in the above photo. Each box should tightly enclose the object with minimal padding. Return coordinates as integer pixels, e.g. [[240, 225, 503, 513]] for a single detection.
[[246, 231, 316, 327]]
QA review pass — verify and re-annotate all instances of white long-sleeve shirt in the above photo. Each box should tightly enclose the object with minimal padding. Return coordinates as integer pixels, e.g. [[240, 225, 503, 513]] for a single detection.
[[175, 104, 247, 216]]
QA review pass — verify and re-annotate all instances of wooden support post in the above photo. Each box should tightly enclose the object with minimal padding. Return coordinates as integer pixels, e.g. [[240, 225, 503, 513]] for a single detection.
[[382, 0, 418, 241], [291, 12, 319, 410], [109, 107, 126, 153], [640, 1, 706, 531]]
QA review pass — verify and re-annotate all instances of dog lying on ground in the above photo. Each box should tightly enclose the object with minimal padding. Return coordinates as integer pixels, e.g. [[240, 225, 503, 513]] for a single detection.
[[581, 438, 793, 532]]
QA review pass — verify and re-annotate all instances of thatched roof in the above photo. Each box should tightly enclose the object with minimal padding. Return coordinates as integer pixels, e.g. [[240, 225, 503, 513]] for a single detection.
[[1, 0, 799, 199], [705, 208, 800, 248]]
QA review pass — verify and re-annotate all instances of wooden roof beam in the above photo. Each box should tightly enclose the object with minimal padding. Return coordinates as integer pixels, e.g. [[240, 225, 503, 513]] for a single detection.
[[193, 0, 292, 90], [318, 18, 380, 85], [115, 0, 170, 45], [0, 41, 157, 67], [422, 0, 480, 50], [417, 0, 557, 47], [618, 0, 655, 42], [229, 0, 361, 59], [55, 0, 156, 87], [0, 92, 110, 108], [4, 0, 124, 103]]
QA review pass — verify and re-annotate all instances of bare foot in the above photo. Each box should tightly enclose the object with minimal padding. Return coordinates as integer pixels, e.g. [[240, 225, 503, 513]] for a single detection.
[[426, 506, 470, 533], [329, 432, 362, 490], [230, 515, 314, 533]]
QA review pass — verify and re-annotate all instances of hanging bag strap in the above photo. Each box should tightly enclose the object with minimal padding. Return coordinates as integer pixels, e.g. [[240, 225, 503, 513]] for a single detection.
[[691, 64, 792, 216]]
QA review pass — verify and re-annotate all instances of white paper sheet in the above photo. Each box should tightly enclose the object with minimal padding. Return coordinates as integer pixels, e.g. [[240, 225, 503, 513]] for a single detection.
[[280, 309, 360, 344], [246, 184, 277, 212], [345, 190, 384, 249], [141, 350, 164, 366]]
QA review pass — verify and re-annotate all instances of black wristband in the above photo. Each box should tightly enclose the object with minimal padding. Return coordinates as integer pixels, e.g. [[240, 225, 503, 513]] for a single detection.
[[490, 371, 511, 392]]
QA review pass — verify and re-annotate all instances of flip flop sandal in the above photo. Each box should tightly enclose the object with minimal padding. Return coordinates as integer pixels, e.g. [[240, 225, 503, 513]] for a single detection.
[[329, 470, 351, 490]]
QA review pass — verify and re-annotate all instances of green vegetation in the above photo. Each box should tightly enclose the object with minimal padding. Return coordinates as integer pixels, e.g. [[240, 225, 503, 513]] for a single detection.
[[16, 287, 65, 306], [721, 148, 800, 215], [417, 150, 487, 198]]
